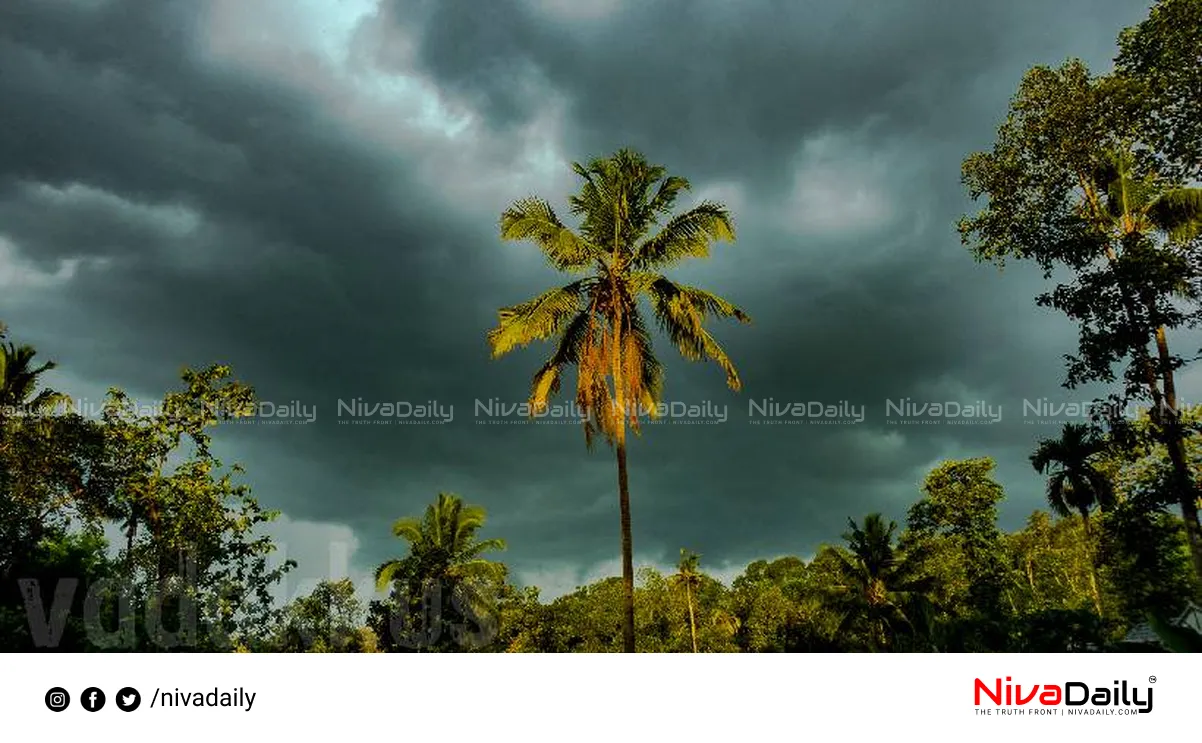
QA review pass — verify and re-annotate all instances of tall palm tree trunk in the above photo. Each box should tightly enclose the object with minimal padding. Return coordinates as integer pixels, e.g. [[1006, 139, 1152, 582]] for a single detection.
[[1152, 326, 1202, 582], [611, 289, 636, 654], [616, 434, 635, 653], [1101, 249, 1200, 575], [1080, 511, 1102, 616], [685, 585, 698, 653]]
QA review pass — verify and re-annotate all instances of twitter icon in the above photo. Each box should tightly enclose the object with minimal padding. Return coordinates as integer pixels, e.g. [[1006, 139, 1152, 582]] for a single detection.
[[115, 687, 141, 712]]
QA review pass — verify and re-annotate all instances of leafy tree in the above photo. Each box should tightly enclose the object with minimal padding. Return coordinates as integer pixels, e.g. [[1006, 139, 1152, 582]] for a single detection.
[[0, 411, 113, 584], [1004, 511, 1097, 617], [99, 366, 295, 651], [373, 492, 506, 652], [0, 529, 116, 651], [1116, 0, 1202, 181], [1097, 501, 1195, 625], [0, 328, 117, 620], [825, 514, 937, 651], [958, 59, 1202, 581], [728, 556, 839, 652], [487, 148, 750, 652], [907, 458, 1010, 648], [491, 583, 547, 652], [274, 578, 372, 652]]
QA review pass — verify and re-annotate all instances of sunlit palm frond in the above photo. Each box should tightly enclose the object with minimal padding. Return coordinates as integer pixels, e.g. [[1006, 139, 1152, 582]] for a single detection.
[[488, 280, 593, 358], [390, 516, 424, 545], [634, 202, 735, 269], [646, 175, 690, 219], [645, 277, 747, 390], [374, 559, 407, 592], [500, 197, 603, 271], [1147, 188, 1202, 243], [626, 309, 664, 415], [529, 310, 592, 412]]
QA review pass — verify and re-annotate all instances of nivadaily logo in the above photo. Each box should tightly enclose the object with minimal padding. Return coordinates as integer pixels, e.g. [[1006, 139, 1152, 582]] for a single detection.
[[974, 677, 1153, 715]]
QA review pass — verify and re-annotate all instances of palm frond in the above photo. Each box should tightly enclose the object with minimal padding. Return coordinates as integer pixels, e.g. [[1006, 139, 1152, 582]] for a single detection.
[[488, 281, 592, 358], [390, 516, 423, 545], [500, 197, 602, 271], [646, 175, 690, 218], [645, 277, 747, 390], [1148, 188, 1202, 243], [529, 310, 594, 411], [634, 202, 735, 269], [374, 559, 406, 592]]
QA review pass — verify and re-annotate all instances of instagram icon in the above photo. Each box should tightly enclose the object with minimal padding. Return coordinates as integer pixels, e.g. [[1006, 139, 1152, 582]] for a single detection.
[[45, 687, 70, 712]]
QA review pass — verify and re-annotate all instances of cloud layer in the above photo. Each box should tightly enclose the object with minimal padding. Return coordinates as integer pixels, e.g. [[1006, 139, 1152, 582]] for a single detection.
[[1, 0, 1171, 597]]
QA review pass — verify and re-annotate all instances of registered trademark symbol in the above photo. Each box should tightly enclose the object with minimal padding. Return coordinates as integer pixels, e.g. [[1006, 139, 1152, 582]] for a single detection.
[[1149, 676, 1157, 684]]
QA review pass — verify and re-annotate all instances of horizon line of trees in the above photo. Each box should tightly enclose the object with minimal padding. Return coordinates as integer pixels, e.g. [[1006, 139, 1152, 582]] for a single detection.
[[1, 315, 1199, 651]]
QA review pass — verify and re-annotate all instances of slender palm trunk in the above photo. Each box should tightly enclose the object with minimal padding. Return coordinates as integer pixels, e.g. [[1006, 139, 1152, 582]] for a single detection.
[[611, 313, 635, 653], [615, 433, 635, 652], [1152, 325, 1202, 582], [1105, 234, 1202, 583], [685, 585, 698, 653], [609, 268, 636, 653], [1080, 511, 1102, 616]]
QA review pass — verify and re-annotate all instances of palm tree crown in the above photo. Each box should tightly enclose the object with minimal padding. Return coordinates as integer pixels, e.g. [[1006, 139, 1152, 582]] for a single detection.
[[1090, 149, 1202, 244], [0, 339, 68, 417], [1030, 423, 1115, 529], [375, 492, 507, 591], [827, 513, 936, 651], [488, 148, 750, 446]]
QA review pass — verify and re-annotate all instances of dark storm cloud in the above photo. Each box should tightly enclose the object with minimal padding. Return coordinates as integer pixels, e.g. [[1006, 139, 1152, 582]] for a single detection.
[[384, 0, 1143, 188], [0, 0, 1167, 595]]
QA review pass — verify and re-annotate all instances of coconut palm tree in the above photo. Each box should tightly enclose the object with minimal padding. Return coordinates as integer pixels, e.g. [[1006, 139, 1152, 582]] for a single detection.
[[672, 548, 703, 652], [0, 336, 68, 423], [1030, 422, 1115, 613], [374, 493, 507, 650], [827, 513, 936, 651], [487, 149, 750, 652]]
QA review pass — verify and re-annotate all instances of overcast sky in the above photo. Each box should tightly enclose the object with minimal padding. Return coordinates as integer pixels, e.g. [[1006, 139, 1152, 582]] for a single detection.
[[2, 0, 1188, 602]]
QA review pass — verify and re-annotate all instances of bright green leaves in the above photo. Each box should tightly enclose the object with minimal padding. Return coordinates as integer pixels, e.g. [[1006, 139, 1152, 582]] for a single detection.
[[488, 280, 592, 358], [500, 197, 602, 272]]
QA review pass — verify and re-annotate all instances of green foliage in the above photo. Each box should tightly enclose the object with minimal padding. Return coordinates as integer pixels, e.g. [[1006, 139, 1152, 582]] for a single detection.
[[908, 458, 1008, 617], [0, 325, 293, 651], [1004, 511, 1097, 616], [1097, 502, 1195, 623], [273, 579, 374, 652], [958, 23, 1202, 582], [371, 492, 506, 652], [823, 515, 937, 651], [1031, 423, 1115, 522], [0, 337, 69, 417], [1116, 0, 1202, 181], [0, 529, 116, 651], [97, 366, 295, 650]]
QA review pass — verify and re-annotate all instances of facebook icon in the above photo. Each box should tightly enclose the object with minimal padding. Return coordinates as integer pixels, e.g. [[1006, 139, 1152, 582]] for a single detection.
[[81, 687, 106, 712]]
